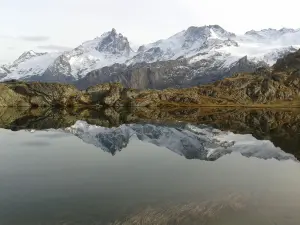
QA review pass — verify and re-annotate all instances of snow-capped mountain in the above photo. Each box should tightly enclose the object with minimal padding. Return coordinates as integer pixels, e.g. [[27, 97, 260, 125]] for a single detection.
[[243, 28, 300, 43], [0, 50, 60, 81], [1, 26, 300, 88], [128, 25, 300, 67], [127, 25, 237, 64], [72, 26, 300, 89], [43, 28, 134, 80], [64, 121, 297, 161], [0, 67, 7, 79]]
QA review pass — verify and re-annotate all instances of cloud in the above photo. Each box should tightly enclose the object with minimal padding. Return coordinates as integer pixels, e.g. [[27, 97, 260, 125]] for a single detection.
[[0, 35, 50, 42], [37, 44, 73, 51], [0, 35, 12, 39], [19, 36, 50, 42]]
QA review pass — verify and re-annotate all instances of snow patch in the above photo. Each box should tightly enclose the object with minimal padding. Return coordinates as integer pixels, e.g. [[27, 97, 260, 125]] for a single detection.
[[0, 52, 61, 81]]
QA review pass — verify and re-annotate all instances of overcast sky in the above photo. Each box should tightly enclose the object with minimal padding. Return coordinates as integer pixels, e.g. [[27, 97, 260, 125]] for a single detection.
[[0, 0, 299, 63]]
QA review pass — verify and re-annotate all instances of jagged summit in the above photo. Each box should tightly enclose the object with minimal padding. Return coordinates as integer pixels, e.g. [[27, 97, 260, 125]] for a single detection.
[[41, 28, 134, 80], [80, 28, 132, 54], [14, 50, 47, 65], [17, 50, 38, 60], [244, 27, 300, 41], [94, 28, 131, 55], [127, 25, 238, 65]]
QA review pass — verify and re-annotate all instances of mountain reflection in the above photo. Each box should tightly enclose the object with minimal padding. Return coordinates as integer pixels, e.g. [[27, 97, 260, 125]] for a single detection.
[[64, 121, 296, 161], [0, 107, 300, 161]]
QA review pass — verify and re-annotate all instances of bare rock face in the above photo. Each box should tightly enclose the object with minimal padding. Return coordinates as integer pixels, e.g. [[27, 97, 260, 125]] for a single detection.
[[0, 84, 30, 107], [273, 49, 300, 73], [103, 84, 122, 106], [0, 81, 80, 107], [96, 28, 131, 56], [75, 57, 266, 90], [85, 83, 124, 106]]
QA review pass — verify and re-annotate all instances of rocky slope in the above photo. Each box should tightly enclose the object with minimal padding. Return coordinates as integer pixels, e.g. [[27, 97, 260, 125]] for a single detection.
[[75, 56, 267, 90], [1, 26, 300, 89], [1, 49, 300, 108]]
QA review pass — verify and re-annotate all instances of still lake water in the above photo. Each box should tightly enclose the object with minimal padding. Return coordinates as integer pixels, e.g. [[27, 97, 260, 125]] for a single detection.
[[0, 108, 300, 225]]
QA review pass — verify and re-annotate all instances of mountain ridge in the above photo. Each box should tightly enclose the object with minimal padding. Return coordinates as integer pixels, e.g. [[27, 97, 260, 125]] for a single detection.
[[1, 25, 300, 89]]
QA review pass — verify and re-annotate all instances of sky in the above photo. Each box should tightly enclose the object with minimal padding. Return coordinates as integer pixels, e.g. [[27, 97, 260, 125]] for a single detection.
[[0, 0, 299, 64]]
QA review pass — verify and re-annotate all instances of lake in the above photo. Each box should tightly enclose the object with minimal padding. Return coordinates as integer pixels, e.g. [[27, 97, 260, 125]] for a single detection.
[[0, 107, 300, 225]]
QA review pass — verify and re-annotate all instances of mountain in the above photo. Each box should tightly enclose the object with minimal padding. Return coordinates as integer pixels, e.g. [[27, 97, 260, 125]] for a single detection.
[[0, 50, 60, 81], [28, 28, 134, 82], [73, 26, 300, 89], [75, 55, 267, 90], [243, 28, 300, 43], [1, 26, 300, 88], [64, 121, 296, 161], [1, 48, 300, 108], [127, 25, 236, 64]]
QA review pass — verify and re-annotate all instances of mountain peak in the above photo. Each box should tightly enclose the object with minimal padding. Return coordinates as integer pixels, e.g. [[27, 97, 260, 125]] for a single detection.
[[279, 27, 300, 33], [184, 25, 235, 40], [95, 29, 131, 55], [111, 28, 117, 35], [245, 27, 300, 37], [14, 50, 47, 65], [17, 50, 37, 60]]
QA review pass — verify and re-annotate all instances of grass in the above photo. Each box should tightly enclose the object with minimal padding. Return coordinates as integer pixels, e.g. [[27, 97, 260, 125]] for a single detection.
[[156, 100, 300, 109]]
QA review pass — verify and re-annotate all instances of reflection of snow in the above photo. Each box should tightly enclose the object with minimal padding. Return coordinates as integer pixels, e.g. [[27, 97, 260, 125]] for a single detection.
[[64, 121, 297, 162]]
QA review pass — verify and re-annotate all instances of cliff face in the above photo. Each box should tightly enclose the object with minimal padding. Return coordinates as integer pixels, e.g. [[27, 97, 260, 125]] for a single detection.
[[74, 57, 265, 90]]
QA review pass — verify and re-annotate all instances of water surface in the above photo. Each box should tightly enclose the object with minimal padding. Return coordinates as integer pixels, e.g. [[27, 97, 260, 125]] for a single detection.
[[0, 107, 300, 225]]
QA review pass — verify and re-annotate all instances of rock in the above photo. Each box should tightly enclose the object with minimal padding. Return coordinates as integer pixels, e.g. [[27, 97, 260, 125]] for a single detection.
[[74, 56, 266, 90], [0, 82, 79, 107]]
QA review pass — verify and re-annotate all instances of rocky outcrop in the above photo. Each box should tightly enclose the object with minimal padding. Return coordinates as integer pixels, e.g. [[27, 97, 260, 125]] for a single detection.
[[0, 81, 80, 107], [1, 72, 300, 108]]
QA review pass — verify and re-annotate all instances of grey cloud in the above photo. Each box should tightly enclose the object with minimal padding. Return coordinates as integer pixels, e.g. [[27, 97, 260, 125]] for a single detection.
[[0, 35, 50, 42], [37, 44, 72, 51], [0, 35, 12, 39], [19, 36, 50, 42]]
